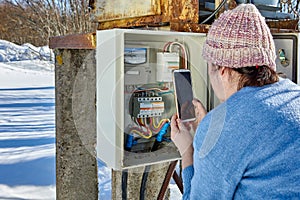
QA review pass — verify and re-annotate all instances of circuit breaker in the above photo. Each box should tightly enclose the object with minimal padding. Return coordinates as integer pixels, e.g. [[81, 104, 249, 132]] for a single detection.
[[96, 29, 207, 169]]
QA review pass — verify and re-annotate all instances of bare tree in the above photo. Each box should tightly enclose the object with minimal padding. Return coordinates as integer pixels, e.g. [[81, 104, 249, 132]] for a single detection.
[[0, 0, 97, 46]]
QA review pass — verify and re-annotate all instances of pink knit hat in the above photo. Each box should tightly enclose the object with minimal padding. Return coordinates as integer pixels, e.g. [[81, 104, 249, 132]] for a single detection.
[[202, 4, 276, 70]]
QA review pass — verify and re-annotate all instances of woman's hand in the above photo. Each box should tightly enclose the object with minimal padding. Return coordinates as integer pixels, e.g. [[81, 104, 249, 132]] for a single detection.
[[170, 99, 207, 168], [171, 114, 194, 168], [171, 114, 193, 156]]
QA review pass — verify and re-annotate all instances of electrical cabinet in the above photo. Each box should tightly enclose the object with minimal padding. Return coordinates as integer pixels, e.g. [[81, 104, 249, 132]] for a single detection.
[[96, 29, 207, 169], [273, 33, 299, 84]]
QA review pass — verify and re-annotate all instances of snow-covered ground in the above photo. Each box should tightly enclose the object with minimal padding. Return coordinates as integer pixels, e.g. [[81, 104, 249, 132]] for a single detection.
[[0, 40, 181, 199], [0, 39, 56, 199]]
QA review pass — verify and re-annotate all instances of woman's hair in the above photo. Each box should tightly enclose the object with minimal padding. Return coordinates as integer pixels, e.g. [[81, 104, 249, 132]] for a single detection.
[[232, 66, 279, 90]]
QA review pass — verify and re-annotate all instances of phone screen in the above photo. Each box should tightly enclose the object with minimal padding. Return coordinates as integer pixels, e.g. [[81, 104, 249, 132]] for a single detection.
[[173, 70, 195, 122]]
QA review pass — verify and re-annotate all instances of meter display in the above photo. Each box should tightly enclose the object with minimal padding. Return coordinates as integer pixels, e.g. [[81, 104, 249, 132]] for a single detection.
[[124, 47, 147, 65]]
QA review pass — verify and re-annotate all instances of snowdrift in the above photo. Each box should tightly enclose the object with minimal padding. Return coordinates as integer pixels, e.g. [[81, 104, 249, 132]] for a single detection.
[[0, 40, 54, 62]]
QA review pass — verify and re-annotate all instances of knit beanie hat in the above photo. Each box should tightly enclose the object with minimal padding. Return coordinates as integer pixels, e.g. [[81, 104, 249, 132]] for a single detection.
[[202, 4, 276, 70]]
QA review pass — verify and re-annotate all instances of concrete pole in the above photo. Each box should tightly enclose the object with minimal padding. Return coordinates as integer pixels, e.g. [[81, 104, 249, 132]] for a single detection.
[[54, 47, 98, 199]]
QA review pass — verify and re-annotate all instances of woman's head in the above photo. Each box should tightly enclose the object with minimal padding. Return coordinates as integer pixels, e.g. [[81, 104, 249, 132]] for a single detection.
[[202, 4, 279, 101]]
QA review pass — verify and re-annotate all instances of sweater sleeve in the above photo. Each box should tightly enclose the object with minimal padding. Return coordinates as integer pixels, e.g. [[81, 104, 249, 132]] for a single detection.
[[182, 165, 194, 200]]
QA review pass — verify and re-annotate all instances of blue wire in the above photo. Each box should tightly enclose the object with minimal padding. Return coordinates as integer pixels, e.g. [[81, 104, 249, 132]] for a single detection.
[[156, 122, 170, 142]]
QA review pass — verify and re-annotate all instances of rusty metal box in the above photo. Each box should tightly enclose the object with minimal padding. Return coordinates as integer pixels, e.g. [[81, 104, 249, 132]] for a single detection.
[[90, 0, 161, 22]]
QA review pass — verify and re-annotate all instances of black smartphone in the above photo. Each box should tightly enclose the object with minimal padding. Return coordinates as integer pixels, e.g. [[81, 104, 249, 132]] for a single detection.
[[173, 69, 196, 122]]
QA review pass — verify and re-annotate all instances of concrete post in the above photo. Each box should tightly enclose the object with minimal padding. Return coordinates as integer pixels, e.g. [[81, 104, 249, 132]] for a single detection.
[[54, 48, 98, 199]]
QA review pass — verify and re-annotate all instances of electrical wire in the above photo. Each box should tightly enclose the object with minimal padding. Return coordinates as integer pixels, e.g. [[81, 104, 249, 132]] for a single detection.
[[130, 127, 152, 139], [130, 117, 169, 139], [133, 87, 170, 93], [137, 118, 144, 126], [140, 165, 151, 200], [169, 42, 188, 69], [150, 118, 170, 132], [122, 170, 128, 200], [163, 41, 188, 69], [163, 41, 173, 52], [200, 0, 227, 24]]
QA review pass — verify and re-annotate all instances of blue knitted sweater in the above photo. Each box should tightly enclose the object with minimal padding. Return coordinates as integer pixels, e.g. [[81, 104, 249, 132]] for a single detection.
[[182, 79, 300, 199]]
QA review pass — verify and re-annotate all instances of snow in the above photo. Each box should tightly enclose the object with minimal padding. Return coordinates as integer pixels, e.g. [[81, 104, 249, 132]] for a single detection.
[[0, 40, 182, 199], [0, 185, 55, 200], [0, 40, 54, 62]]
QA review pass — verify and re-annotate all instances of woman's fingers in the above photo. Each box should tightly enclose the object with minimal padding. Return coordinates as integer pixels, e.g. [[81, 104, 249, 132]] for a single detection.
[[170, 114, 179, 141], [170, 114, 193, 156], [191, 98, 207, 131], [193, 99, 207, 121], [177, 118, 189, 132], [170, 114, 178, 131]]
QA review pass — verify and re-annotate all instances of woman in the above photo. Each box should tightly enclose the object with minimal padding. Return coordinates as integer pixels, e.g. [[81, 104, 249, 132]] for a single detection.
[[171, 4, 300, 199]]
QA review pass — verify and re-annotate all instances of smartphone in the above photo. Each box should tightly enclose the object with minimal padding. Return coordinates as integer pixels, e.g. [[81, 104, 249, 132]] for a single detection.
[[173, 69, 196, 122]]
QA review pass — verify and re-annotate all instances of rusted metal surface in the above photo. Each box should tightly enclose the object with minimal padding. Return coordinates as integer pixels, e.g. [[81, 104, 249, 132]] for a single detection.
[[270, 28, 299, 33], [96, 0, 207, 33], [98, 15, 167, 30], [93, 0, 298, 34], [170, 22, 210, 33], [228, 0, 237, 10], [97, 0, 170, 30], [157, 161, 178, 200], [170, 0, 198, 23], [49, 33, 96, 49], [89, 0, 161, 22], [267, 19, 299, 31]]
